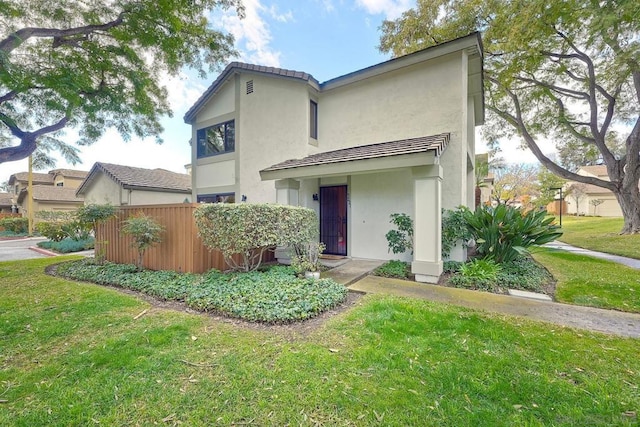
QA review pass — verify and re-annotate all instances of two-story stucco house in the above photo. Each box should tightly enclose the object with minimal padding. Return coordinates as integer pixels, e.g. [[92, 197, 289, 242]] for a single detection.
[[184, 33, 484, 283]]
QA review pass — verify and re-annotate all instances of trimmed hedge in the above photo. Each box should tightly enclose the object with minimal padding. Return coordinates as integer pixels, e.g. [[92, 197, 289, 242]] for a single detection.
[[0, 217, 28, 234], [38, 237, 95, 253], [194, 203, 318, 272], [56, 261, 348, 323]]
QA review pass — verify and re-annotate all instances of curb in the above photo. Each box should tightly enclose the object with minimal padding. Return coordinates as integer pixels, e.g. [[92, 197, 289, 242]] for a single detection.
[[29, 246, 58, 257]]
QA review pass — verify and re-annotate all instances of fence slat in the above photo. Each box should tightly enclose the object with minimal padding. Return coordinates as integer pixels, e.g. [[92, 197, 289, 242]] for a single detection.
[[96, 204, 274, 273]]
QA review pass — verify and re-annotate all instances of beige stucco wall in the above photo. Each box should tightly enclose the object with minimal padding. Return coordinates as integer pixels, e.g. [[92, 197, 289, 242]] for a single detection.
[[237, 74, 313, 203], [350, 171, 414, 261], [82, 173, 122, 205]]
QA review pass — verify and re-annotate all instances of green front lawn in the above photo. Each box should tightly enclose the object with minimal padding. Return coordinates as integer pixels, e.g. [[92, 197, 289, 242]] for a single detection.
[[532, 248, 640, 313], [1, 257, 639, 426], [557, 216, 640, 259]]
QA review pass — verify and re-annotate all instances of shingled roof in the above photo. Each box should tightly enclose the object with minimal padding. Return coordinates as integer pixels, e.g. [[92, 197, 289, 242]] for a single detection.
[[76, 162, 191, 196], [184, 62, 320, 123], [261, 133, 450, 173], [8, 172, 53, 185], [17, 185, 84, 204], [0, 192, 13, 207]]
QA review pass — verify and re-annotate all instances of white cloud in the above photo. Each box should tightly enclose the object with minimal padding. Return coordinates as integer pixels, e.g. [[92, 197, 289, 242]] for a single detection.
[[267, 5, 294, 23], [159, 72, 208, 112], [319, 0, 335, 13], [219, 0, 282, 66], [355, 0, 414, 20]]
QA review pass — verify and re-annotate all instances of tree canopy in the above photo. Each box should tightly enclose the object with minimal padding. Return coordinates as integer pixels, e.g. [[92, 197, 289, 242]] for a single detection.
[[0, 0, 242, 167], [380, 0, 640, 233]]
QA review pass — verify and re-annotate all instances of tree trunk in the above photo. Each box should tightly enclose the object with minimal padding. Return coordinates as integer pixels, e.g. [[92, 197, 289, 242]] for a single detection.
[[614, 185, 640, 234]]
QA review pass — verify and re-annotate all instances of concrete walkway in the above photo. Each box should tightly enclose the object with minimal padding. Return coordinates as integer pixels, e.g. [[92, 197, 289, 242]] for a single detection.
[[544, 240, 640, 269], [325, 259, 640, 338]]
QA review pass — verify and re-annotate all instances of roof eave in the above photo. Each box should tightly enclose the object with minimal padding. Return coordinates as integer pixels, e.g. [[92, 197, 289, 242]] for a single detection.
[[260, 152, 437, 181]]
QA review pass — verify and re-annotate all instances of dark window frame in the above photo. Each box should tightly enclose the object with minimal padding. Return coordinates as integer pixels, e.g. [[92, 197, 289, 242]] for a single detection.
[[196, 120, 235, 159], [197, 193, 236, 204], [310, 100, 318, 139]]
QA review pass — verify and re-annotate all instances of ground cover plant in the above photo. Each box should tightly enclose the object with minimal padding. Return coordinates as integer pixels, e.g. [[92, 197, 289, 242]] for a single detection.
[[557, 216, 640, 259], [373, 259, 411, 279], [56, 259, 348, 323], [1, 257, 639, 426], [37, 237, 94, 253], [532, 248, 640, 313]]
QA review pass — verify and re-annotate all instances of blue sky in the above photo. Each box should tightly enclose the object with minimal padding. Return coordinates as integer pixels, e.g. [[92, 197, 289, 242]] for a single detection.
[[1, 0, 538, 180]]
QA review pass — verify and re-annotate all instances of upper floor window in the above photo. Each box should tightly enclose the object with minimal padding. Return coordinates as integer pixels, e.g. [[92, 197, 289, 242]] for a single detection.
[[197, 120, 235, 158], [310, 100, 318, 139]]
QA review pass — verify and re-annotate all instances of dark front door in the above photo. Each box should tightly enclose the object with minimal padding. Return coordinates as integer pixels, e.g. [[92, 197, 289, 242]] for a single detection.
[[320, 186, 347, 256]]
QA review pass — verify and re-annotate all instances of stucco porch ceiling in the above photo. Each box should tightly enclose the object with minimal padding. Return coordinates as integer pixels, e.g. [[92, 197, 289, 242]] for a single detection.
[[259, 133, 450, 181]]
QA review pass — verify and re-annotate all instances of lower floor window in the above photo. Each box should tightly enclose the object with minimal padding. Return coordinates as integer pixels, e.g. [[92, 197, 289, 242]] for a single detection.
[[197, 193, 235, 204]]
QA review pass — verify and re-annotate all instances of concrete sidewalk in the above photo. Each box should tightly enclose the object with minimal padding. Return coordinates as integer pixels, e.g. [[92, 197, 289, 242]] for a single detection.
[[544, 240, 640, 269], [324, 259, 640, 338]]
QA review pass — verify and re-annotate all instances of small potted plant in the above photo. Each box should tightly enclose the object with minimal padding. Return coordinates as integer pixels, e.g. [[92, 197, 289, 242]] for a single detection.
[[291, 241, 325, 280]]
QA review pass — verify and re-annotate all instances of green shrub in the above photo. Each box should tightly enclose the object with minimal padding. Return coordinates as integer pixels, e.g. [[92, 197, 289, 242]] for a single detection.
[[443, 260, 463, 273], [120, 212, 164, 271], [37, 237, 95, 253], [495, 256, 553, 293], [56, 260, 348, 323], [385, 213, 413, 254], [449, 259, 501, 292], [0, 217, 28, 233], [442, 207, 473, 259], [373, 260, 410, 279], [464, 205, 562, 263], [194, 203, 318, 272], [36, 221, 69, 242]]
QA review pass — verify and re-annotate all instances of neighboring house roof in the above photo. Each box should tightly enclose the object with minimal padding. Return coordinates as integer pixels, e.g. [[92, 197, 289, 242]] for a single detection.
[[579, 165, 608, 178], [76, 162, 192, 196], [261, 133, 450, 173], [8, 172, 52, 185], [0, 192, 13, 207], [17, 185, 84, 204], [50, 169, 89, 179], [185, 32, 483, 124], [7, 169, 88, 185]]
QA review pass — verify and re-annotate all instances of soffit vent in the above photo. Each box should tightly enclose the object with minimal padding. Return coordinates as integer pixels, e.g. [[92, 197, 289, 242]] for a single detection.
[[246, 80, 254, 94]]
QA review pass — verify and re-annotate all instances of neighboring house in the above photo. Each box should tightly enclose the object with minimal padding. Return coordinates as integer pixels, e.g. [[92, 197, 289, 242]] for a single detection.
[[7, 168, 88, 215], [76, 162, 192, 206], [565, 165, 622, 217], [184, 33, 484, 283], [0, 193, 13, 213], [16, 185, 85, 214]]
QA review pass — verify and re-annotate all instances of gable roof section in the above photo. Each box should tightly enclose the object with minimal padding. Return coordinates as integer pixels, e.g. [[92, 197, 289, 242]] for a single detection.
[[76, 162, 192, 196], [50, 169, 89, 179], [184, 63, 320, 123], [8, 172, 52, 185], [185, 32, 484, 125], [260, 133, 450, 180], [17, 185, 84, 204], [580, 165, 608, 177], [0, 192, 12, 207]]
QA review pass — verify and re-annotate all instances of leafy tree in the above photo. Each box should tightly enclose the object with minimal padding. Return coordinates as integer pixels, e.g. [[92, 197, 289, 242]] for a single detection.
[[120, 212, 164, 271], [536, 168, 566, 208], [566, 182, 588, 215], [380, 0, 640, 233], [491, 163, 539, 206], [0, 0, 241, 166], [590, 198, 604, 216], [76, 204, 117, 263]]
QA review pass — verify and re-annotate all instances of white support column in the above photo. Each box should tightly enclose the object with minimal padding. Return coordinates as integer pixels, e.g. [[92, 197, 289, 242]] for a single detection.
[[274, 179, 300, 263], [411, 165, 443, 283], [275, 179, 300, 206]]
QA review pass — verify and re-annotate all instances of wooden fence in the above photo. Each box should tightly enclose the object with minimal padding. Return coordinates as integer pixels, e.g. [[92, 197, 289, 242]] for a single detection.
[[96, 203, 274, 273], [546, 200, 568, 215]]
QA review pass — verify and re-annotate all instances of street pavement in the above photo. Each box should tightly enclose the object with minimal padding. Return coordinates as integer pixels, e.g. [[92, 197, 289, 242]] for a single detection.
[[0, 237, 49, 262]]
